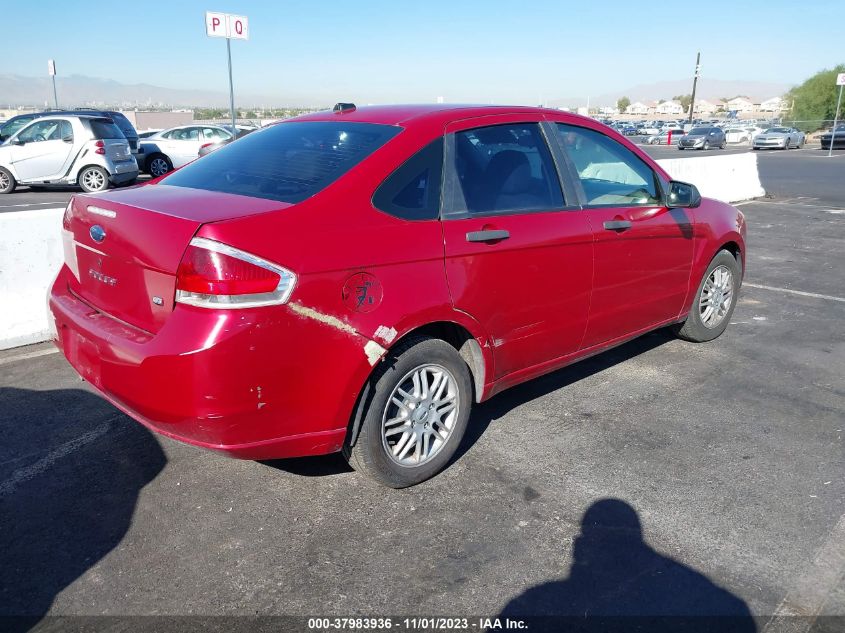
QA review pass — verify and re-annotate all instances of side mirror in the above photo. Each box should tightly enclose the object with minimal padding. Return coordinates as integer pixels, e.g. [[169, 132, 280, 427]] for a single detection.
[[667, 180, 701, 208], [11, 137, 24, 146]]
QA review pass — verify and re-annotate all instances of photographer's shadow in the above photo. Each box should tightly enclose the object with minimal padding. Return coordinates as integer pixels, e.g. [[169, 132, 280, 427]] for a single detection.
[[0, 387, 166, 631], [500, 499, 756, 633]]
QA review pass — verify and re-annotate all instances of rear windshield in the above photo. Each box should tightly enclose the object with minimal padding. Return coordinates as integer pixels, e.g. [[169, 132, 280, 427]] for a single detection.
[[162, 121, 401, 203], [107, 112, 137, 138], [89, 118, 125, 140]]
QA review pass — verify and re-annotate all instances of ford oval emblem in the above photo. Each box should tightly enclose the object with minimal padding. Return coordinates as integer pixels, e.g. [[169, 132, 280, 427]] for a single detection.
[[89, 225, 106, 243]]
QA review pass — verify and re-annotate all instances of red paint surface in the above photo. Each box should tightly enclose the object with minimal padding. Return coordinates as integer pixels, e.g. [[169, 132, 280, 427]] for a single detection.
[[49, 105, 746, 460]]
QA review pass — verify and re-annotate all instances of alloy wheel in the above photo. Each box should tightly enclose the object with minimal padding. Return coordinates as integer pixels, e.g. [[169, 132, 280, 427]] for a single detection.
[[699, 265, 734, 328], [81, 168, 107, 192], [149, 158, 170, 177], [381, 364, 459, 467]]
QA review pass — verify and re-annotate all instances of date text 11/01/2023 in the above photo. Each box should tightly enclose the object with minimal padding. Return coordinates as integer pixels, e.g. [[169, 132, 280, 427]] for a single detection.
[[306, 617, 528, 630]]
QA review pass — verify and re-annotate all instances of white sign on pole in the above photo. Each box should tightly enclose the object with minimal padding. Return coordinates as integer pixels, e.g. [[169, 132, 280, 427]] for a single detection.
[[205, 11, 249, 40], [205, 12, 228, 38], [228, 14, 249, 40], [47, 60, 56, 76], [837, 73, 845, 86]]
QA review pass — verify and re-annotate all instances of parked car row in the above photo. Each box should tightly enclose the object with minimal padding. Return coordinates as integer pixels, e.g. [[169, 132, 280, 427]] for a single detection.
[[0, 108, 259, 193], [0, 114, 137, 194]]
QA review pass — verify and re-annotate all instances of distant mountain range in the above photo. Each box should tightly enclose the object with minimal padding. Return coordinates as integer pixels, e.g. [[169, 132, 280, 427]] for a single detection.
[[0, 73, 793, 110], [0, 74, 303, 109], [548, 78, 793, 109]]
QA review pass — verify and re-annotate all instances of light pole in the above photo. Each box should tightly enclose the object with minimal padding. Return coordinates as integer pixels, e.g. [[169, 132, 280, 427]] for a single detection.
[[829, 75, 845, 158], [688, 52, 701, 124]]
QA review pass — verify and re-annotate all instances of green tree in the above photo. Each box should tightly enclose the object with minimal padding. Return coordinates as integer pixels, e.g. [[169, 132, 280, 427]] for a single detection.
[[785, 65, 845, 132], [674, 94, 693, 113], [616, 96, 631, 113], [243, 110, 257, 119]]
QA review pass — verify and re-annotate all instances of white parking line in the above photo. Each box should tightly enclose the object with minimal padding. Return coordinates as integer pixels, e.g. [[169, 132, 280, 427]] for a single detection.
[[763, 513, 845, 633], [744, 283, 845, 303], [0, 347, 60, 366], [0, 418, 117, 497], [0, 201, 69, 209]]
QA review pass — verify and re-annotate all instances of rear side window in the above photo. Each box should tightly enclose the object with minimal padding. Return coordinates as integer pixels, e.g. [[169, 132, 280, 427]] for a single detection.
[[89, 119, 125, 140], [444, 123, 564, 215], [164, 121, 401, 204], [372, 138, 443, 220]]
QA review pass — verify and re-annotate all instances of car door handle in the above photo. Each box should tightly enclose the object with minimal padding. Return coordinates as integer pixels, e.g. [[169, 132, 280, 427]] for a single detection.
[[466, 229, 510, 242], [603, 220, 632, 231]]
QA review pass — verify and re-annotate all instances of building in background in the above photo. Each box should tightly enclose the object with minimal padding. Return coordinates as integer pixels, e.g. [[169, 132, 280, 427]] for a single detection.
[[119, 110, 194, 132], [656, 100, 683, 115], [759, 96, 786, 112]]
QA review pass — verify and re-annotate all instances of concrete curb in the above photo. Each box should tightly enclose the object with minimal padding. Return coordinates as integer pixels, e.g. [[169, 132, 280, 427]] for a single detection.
[[657, 152, 766, 203], [0, 207, 65, 351]]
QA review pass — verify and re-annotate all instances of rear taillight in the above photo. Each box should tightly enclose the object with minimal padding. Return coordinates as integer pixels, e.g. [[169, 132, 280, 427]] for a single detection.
[[200, 142, 213, 149], [175, 237, 296, 308], [94, 140, 105, 155]]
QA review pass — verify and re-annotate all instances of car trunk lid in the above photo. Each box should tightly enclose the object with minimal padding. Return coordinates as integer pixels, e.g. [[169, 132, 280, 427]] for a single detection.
[[62, 185, 292, 333]]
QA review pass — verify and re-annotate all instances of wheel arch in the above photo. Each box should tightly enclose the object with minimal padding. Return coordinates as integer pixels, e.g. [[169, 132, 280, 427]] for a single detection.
[[344, 318, 491, 450]]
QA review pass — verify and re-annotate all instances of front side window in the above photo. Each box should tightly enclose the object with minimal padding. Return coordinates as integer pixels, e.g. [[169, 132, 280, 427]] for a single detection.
[[445, 123, 563, 215], [59, 120, 73, 142], [17, 120, 63, 144], [163, 121, 401, 204], [372, 138, 443, 221], [555, 123, 660, 207]]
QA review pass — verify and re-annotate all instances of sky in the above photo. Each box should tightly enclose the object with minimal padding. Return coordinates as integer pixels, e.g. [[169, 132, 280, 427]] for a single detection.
[[2, 0, 842, 105]]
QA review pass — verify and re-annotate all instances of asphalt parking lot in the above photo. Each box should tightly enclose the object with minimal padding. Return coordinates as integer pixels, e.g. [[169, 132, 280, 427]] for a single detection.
[[1, 151, 844, 631]]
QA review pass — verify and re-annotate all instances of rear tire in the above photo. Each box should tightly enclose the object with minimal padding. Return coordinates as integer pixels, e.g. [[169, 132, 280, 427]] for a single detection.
[[0, 167, 16, 194], [78, 166, 109, 193], [345, 337, 473, 488], [147, 154, 172, 177], [673, 250, 741, 343]]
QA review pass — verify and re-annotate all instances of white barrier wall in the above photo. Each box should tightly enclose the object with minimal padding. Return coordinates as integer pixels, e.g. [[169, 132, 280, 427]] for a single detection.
[[0, 208, 65, 350], [0, 152, 766, 350], [656, 152, 765, 203]]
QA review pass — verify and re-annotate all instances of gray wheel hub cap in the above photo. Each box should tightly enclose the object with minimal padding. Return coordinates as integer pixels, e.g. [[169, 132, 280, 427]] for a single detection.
[[382, 364, 459, 467], [699, 265, 734, 328]]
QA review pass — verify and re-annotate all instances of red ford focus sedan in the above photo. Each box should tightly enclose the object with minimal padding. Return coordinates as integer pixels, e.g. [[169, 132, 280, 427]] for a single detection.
[[49, 104, 746, 487]]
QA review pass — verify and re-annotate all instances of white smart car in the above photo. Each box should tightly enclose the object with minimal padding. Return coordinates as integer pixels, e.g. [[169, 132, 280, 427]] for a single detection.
[[0, 115, 138, 194]]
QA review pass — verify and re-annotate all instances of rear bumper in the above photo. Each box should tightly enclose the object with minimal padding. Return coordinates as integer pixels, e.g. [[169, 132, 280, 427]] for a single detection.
[[109, 169, 138, 185], [48, 266, 371, 460]]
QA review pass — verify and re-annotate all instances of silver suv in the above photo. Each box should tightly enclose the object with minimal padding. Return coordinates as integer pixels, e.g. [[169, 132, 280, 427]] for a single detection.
[[0, 115, 138, 194]]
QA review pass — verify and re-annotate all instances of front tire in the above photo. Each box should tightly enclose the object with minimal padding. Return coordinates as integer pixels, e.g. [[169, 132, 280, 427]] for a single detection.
[[346, 337, 473, 488], [702, 140, 710, 150], [0, 167, 16, 194], [77, 166, 109, 193], [673, 250, 741, 343]]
